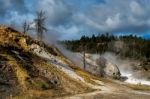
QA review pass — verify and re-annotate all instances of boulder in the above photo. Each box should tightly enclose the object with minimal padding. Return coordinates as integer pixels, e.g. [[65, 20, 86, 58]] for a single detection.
[[96, 56, 121, 79]]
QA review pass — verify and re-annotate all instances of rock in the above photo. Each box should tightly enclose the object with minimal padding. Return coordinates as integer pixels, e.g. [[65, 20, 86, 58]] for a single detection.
[[18, 37, 29, 51], [140, 59, 150, 71], [49, 76, 61, 89], [0, 61, 7, 71], [120, 76, 128, 81], [96, 56, 121, 79], [0, 78, 10, 86], [104, 61, 121, 79]]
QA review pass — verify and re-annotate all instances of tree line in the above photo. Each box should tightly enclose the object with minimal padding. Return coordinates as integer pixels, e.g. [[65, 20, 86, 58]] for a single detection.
[[61, 33, 150, 60]]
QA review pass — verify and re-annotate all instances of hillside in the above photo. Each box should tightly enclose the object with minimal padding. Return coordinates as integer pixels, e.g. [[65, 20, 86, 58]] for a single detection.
[[0, 25, 94, 99], [0, 26, 150, 99]]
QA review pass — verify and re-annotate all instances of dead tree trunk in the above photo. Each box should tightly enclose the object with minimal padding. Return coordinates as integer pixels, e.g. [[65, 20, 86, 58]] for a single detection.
[[22, 21, 29, 34], [83, 45, 86, 70], [34, 11, 47, 41]]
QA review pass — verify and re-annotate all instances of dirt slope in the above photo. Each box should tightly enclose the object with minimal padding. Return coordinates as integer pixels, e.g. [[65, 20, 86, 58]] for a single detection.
[[0, 26, 93, 99]]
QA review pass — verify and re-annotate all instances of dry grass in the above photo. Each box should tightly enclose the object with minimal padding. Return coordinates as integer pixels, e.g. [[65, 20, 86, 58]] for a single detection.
[[126, 84, 150, 91], [6, 55, 29, 90]]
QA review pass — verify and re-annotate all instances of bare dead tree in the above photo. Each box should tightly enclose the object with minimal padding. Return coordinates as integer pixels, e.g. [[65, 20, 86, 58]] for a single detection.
[[34, 10, 47, 41], [96, 56, 107, 77], [22, 21, 29, 34], [83, 45, 86, 70]]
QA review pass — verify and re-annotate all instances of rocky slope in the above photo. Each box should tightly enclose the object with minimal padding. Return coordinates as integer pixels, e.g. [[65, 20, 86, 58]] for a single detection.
[[0, 26, 96, 99]]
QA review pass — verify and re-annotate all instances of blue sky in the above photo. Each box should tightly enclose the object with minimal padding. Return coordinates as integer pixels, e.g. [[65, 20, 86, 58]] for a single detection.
[[0, 0, 150, 40]]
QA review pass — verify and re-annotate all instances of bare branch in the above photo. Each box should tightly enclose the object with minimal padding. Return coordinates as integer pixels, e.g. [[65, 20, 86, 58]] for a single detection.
[[22, 20, 29, 34]]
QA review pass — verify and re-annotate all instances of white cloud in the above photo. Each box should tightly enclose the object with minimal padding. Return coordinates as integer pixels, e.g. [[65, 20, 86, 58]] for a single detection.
[[130, 1, 145, 16], [7, 11, 34, 25], [105, 13, 121, 29], [76, 0, 150, 33], [1, 0, 150, 40]]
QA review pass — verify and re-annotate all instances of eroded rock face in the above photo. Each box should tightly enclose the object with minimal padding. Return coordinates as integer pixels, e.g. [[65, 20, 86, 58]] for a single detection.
[[104, 62, 121, 79], [96, 57, 121, 79]]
